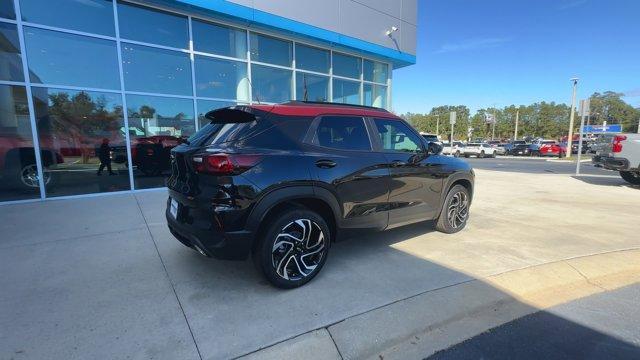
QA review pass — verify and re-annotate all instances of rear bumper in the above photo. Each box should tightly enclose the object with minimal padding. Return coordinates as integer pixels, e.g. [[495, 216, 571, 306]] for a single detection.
[[592, 155, 630, 171], [165, 195, 254, 260]]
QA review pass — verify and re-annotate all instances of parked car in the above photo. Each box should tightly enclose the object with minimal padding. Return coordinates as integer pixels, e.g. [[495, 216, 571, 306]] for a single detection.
[[463, 142, 497, 158], [592, 133, 640, 185], [420, 133, 442, 146], [486, 140, 507, 155], [505, 140, 531, 156], [165, 102, 475, 288], [0, 134, 64, 191], [442, 141, 465, 157], [537, 141, 566, 157], [530, 140, 559, 156]]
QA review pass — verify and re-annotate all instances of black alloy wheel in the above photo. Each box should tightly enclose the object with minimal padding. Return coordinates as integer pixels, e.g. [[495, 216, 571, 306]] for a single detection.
[[256, 208, 330, 288], [435, 184, 470, 233]]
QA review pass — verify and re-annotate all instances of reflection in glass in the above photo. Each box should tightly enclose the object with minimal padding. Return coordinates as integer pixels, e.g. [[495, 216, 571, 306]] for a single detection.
[[333, 53, 361, 79], [20, 0, 115, 36], [0, 85, 41, 201], [117, 1, 188, 49], [24, 27, 120, 89], [249, 33, 292, 67], [295, 44, 329, 73], [197, 99, 236, 128], [333, 79, 361, 105], [364, 84, 387, 109], [0, 1, 16, 20], [31, 88, 130, 197], [192, 20, 246, 59], [122, 44, 192, 96], [363, 60, 388, 83], [296, 73, 328, 102], [194, 56, 249, 101], [126, 95, 194, 189], [251, 65, 292, 103], [0, 23, 24, 82]]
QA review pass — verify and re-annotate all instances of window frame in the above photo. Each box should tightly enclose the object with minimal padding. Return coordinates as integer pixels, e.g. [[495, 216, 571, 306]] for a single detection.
[[369, 117, 426, 154], [304, 114, 374, 152]]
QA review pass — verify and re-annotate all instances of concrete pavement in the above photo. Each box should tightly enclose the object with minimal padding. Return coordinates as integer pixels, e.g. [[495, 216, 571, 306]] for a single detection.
[[1, 161, 639, 359]]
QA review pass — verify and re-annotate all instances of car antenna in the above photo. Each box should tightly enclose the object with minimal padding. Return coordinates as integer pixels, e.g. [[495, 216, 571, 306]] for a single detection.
[[247, 78, 260, 104]]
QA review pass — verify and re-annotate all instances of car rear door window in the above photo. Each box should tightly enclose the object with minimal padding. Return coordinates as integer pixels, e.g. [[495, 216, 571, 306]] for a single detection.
[[314, 116, 371, 151], [374, 118, 423, 153]]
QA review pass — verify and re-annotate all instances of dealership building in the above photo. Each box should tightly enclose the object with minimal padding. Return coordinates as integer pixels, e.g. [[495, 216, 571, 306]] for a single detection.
[[0, 0, 417, 203]]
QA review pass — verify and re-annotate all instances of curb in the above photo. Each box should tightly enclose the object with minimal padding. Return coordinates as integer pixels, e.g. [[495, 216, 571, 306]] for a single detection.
[[239, 249, 640, 360]]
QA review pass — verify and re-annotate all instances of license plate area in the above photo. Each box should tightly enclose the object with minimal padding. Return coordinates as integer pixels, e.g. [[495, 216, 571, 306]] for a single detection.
[[170, 198, 180, 219]]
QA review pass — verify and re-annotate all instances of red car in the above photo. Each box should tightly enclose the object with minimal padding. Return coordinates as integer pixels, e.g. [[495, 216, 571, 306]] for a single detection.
[[538, 141, 566, 157]]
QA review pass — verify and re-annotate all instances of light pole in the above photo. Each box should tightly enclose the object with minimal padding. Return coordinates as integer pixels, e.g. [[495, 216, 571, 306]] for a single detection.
[[566, 78, 579, 158], [514, 109, 519, 140]]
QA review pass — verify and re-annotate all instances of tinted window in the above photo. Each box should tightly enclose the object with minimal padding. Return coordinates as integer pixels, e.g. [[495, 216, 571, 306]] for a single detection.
[[31, 88, 130, 197], [375, 118, 422, 153], [126, 94, 195, 189], [192, 20, 246, 59], [117, 2, 188, 48], [20, 0, 115, 36], [250, 33, 292, 66], [122, 44, 191, 95], [0, 23, 24, 82], [0, 1, 16, 19], [295, 44, 329, 73], [251, 65, 291, 103], [296, 73, 329, 102], [363, 59, 388, 83], [194, 56, 249, 100], [315, 116, 370, 151], [333, 79, 360, 105], [333, 53, 361, 79], [364, 83, 387, 108], [24, 27, 119, 89], [0, 85, 39, 201]]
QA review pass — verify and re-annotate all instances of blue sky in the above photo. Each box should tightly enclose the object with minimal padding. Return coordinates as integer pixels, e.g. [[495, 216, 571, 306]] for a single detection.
[[393, 0, 640, 114]]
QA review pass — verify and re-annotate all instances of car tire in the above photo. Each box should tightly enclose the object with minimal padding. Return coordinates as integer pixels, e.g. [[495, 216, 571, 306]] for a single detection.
[[620, 171, 640, 185], [435, 184, 470, 234], [479, 151, 485, 158], [255, 208, 331, 289], [454, 151, 460, 158]]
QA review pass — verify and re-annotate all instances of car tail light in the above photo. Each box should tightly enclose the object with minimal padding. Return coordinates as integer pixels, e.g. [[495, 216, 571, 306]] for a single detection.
[[612, 135, 627, 153], [192, 153, 262, 175]]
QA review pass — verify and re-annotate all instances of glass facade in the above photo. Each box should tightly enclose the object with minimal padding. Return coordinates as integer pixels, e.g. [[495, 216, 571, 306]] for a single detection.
[[0, 0, 391, 202]]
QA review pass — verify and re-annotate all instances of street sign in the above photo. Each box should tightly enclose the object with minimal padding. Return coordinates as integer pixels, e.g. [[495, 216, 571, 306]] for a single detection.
[[582, 124, 622, 133], [484, 113, 496, 124], [578, 99, 590, 117], [450, 111, 456, 125]]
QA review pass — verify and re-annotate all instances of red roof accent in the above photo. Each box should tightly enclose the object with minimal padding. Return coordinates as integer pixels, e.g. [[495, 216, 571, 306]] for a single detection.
[[248, 103, 399, 119]]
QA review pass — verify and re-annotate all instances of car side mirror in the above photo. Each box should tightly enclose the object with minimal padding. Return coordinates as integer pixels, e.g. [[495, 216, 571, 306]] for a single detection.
[[427, 142, 443, 155]]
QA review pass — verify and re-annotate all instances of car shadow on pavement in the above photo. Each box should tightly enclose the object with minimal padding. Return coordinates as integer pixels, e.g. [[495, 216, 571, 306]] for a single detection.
[[3, 193, 640, 360], [572, 175, 640, 188]]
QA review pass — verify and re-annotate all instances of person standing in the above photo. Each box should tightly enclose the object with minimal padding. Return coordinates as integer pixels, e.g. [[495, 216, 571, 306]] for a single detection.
[[97, 138, 116, 176]]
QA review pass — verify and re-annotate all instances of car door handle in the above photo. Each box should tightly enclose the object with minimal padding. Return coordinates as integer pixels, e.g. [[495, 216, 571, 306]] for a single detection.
[[315, 159, 337, 169], [391, 160, 406, 167]]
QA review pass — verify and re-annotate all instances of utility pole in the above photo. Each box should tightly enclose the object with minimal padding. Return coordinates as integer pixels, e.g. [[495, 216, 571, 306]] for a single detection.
[[450, 111, 456, 143], [514, 109, 519, 140], [436, 114, 440, 135], [576, 99, 590, 175], [566, 78, 579, 158], [637, 117, 640, 133]]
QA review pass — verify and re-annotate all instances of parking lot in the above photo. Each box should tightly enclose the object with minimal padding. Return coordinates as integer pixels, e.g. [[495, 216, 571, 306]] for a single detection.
[[1, 157, 639, 360]]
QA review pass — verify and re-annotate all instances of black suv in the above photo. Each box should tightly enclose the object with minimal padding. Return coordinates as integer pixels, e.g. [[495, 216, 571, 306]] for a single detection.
[[166, 102, 474, 288]]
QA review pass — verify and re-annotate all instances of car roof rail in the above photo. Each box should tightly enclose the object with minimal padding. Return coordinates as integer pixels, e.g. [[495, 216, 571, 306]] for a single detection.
[[281, 100, 390, 113]]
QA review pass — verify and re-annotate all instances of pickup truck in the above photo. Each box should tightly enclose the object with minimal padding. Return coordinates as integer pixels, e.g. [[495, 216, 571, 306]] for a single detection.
[[592, 133, 640, 185]]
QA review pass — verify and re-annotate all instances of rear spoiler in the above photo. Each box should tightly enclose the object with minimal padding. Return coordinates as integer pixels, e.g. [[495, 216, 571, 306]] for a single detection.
[[204, 107, 257, 123]]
